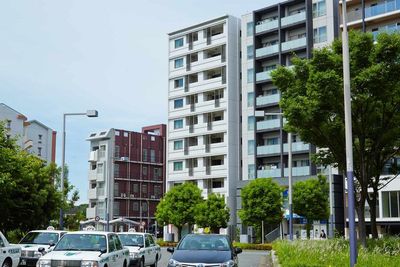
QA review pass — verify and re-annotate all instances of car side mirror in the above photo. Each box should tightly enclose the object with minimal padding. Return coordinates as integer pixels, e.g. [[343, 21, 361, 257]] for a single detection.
[[49, 242, 55, 247], [167, 247, 175, 253], [38, 247, 46, 255], [99, 248, 107, 256], [138, 244, 144, 248], [234, 247, 242, 254]]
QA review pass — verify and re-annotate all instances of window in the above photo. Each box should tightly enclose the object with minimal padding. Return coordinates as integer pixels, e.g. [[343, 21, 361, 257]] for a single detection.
[[154, 168, 161, 180], [132, 202, 139, 211], [382, 191, 400, 218], [38, 134, 42, 140], [114, 164, 120, 177], [143, 166, 147, 175], [174, 58, 184, 68], [143, 149, 147, 161], [264, 65, 276, 72], [247, 45, 254, 60], [154, 185, 162, 197], [248, 116, 255, 131], [150, 149, 155, 163], [115, 130, 120, 136], [314, 26, 327, 43], [313, 0, 326, 18], [174, 161, 183, 171], [38, 147, 42, 156], [174, 140, 183, 150], [247, 22, 254, 36], [247, 92, 254, 107], [174, 99, 184, 109], [6, 120, 11, 129], [248, 140, 255, 155], [133, 184, 139, 193], [212, 179, 224, 188], [248, 164, 255, 179], [142, 184, 147, 194], [174, 38, 184, 48], [174, 119, 183, 129], [267, 137, 279, 145], [247, 69, 254, 83], [174, 78, 184, 88], [265, 88, 278, 95], [97, 163, 103, 174]]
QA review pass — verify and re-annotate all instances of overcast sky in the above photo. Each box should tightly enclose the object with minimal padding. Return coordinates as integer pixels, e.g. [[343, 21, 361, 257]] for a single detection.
[[0, 0, 281, 204]]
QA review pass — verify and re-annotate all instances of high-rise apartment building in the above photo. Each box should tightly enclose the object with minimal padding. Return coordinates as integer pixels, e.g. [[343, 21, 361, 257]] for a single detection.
[[239, 0, 338, 232], [86, 124, 166, 232], [0, 103, 56, 163], [167, 15, 241, 238]]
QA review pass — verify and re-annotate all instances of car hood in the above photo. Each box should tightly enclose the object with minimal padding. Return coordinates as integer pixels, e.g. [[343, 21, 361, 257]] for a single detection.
[[18, 244, 50, 252], [40, 251, 101, 261], [171, 250, 232, 263]]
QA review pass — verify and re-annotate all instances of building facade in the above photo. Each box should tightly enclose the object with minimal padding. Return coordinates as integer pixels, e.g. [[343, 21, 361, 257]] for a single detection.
[[239, 0, 338, 233], [167, 15, 241, 238], [0, 103, 56, 163], [86, 124, 166, 232]]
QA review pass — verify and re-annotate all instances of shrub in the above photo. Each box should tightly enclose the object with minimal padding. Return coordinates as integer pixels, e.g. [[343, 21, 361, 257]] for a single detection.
[[233, 242, 272, 250]]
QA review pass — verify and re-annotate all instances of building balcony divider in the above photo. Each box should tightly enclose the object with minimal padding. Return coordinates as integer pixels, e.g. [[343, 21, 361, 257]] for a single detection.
[[281, 37, 307, 52], [255, 19, 279, 33], [257, 144, 280, 155], [256, 44, 279, 58], [281, 11, 306, 27], [257, 119, 280, 130], [256, 94, 280, 106]]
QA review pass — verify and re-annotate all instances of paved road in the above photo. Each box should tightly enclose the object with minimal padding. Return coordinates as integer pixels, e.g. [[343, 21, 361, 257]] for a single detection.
[[158, 247, 267, 267]]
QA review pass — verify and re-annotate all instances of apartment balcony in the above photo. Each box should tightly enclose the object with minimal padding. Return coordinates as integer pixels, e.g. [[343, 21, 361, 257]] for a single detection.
[[257, 166, 310, 178], [255, 19, 279, 34], [256, 70, 274, 82], [256, 94, 280, 106], [88, 170, 97, 181], [88, 150, 98, 162], [190, 55, 223, 73], [281, 37, 307, 52], [372, 25, 400, 40], [257, 144, 280, 155], [255, 44, 279, 58], [365, 0, 400, 18], [86, 207, 96, 218], [283, 142, 310, 152], [88, 188, 97, 199], [257, 168, 281, 178], [257, 119, 280, 131], [281, 12, 306, 27]]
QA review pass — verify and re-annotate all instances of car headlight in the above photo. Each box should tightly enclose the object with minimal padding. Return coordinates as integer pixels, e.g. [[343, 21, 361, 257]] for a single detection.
[[81, 260, 99, 267], [129, 252, 140, 258], [36, 259, 51, 267], [168, 259, 182, 267], [221, 260, 235, 267], [34, 251, 43, 257]]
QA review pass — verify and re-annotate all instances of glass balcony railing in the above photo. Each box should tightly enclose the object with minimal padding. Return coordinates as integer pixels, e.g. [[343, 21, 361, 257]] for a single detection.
[[282, 37, 307, 52], [284, 166, 310, 176], [257, 144, 280, 155], [258, 168, 281, 178], [256, 70, 274, 82], [281, 12, 306, 27], [255, 19, 279, 33], [365, 0, 400, 18], [257, 166, 310, 178], [372, 24, 400, 40], [257, 119, 280, 130], [256, 94, 280, 106], [256, 44, 279, 58], [283, 142, 310, 152]]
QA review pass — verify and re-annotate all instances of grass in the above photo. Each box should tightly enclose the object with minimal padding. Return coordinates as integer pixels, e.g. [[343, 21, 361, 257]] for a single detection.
[[273, 237, 400, 267]]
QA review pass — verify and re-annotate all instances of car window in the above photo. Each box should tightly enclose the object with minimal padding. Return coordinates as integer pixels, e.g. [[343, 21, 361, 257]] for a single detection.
[[108, 235, 116, 252], [178, 235, 230, 251], [117, 234, 144, 247], [145, 235, 151, 247], [149, 235, 156, 246], [54, 234, 106, 251], [0, 238, 4, 247], [113, 235, 123, 250], [20, 232, 59, 245]]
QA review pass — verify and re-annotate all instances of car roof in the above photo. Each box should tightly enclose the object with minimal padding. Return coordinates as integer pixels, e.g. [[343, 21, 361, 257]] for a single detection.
[[117, 232, 147, 235], [63, 231, 110, 235], [29, 230, 66, 234]]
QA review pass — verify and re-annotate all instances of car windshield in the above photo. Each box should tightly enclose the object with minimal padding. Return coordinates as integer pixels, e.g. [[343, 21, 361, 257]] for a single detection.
[[117, 234, 144, 247], [54, 234, 106, 251], [177, 235, 230, 251], [20, 232, 59, 245]]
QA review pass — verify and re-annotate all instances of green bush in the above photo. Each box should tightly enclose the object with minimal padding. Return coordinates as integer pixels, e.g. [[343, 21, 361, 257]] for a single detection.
[[157, 240, 178, 247], [233, 242, 272, 250]]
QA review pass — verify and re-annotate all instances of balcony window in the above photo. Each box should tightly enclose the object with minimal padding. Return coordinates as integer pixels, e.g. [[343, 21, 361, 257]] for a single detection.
[[265, 88, 278, 95], [174, 58, 184, 68], [289, 8, 305, 15], [262, 40, 278, 47], [204, 46, 222, 59], [188, 137, 198, 146], [312, 0, 326, 18], [205, 68, 222, 79], [247, 22, 254, 36], [174, 78, 184, 88], [211, 24, 224, 36], [263, 65, 277, 72], [247, 92, 254, 107], [248, 140, 255, 155], [174, 98, 184, 109], [247, 45, 254, 60], [189, 73, 198, 83], [210, 133, 224, 144], [204, 89, 224, 101], [175, 38, 184, 48], [266, 137, 279, 145], [212, 179, 224, 188], [314, 26, 327, 44], [247, 69, 254, 83], [174, 119, 183, 129], [174, 140, 183, 150], [266, 114, 278, 120], [211, 156, 224, 166], [174, 161, 183, 171]]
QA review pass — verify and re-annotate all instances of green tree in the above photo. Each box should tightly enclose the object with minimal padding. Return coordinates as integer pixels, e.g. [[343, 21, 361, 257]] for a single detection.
[[293, 175, 329, 238], [155, 182, 203, 240], [194, 193, 230, 234], [0, 122, 62, 234], [239, 178, 283, 240], [272, 31, 400, 245]]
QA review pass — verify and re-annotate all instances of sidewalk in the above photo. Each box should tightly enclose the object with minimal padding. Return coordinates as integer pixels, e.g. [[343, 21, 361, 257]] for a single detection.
[[258, 251, 273, 267]]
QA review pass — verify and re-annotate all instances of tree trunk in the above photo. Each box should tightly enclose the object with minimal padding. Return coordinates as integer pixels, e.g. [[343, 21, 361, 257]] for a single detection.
[[306, 223, 312, 239], [367, 187, 379, 239], [356, 196, 367, 248], [177, 226, 182, 241]]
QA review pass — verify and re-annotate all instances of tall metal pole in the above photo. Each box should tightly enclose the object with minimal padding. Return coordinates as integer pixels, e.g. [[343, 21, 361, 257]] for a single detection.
[[329, 166, 334, 238], [288, 132, 293, 241], [342, 1, 357, 265], [59, 114, 66, 230]]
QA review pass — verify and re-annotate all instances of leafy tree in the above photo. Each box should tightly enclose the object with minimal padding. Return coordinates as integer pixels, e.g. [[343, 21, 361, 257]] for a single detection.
[[64, 204, 88, 231], [293, 175, 329, 238], [0, 122, 62, 234], [272, 31, 400, 245], [155, 182, 203, 240], [239, 178, 283, 239], [194, 193, 230, 234]]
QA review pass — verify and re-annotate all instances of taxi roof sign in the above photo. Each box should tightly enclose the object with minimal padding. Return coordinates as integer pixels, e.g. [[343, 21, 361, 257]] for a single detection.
[[47, 226, 55, 231]]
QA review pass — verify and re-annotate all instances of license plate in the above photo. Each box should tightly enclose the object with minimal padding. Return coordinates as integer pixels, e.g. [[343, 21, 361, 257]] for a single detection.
[[20, 260, 26, 265]]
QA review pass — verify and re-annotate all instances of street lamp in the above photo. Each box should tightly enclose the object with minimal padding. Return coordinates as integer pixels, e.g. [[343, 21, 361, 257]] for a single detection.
[[59, 110, 99, 230], [342, 1, 357, 266], [264, 112, 293, 241]]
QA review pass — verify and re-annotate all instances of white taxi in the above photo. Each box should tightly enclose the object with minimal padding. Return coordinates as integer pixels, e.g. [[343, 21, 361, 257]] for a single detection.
[[18, 229, 67, 267], [36, 231, 129, 267], [116, 232, 160, 267], [0, 231, 21, 267]]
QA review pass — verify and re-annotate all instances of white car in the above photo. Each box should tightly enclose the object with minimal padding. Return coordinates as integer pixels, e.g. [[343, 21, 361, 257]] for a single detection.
[[117, 232, 160, 267], [0, 231, 21, 267], [36, 231, 129, 267], [18, 230, 67, 267]]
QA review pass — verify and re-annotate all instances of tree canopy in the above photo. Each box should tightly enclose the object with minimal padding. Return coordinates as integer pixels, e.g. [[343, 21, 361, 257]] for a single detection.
[[239, 178, 283, 227], [194, 193, 230, 234], [271, 31, 400, 243]]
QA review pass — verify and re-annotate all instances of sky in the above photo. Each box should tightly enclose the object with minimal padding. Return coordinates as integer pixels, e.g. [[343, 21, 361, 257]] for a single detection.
[[0, 0, 281, 204]]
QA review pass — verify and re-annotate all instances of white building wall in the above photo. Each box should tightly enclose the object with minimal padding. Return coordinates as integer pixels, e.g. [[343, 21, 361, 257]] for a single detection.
[[26, 121, 54, 163], [0, 103, 26, 148]]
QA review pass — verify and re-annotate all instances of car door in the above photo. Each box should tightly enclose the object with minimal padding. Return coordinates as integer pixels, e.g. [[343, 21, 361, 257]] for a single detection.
[[0, 236, 6, 266], [111, 235, 125, 267], [107, 234, 118, 266], [144, 235, 156, 265]]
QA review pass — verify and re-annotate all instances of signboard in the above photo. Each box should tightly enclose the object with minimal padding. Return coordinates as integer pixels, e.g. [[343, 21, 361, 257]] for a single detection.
[[95, 216, 100, 222]]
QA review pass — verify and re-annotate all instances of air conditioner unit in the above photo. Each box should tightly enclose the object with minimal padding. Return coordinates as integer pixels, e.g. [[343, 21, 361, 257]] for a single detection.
[[120, 157, 129, 161], [151, 195, 156, 199], [130, 194, 135, 198]]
